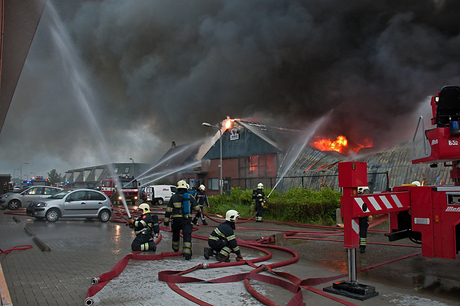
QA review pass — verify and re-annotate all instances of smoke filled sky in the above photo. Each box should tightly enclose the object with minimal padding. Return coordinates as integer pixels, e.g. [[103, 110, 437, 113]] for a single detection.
[[1, 0, 460, 178]]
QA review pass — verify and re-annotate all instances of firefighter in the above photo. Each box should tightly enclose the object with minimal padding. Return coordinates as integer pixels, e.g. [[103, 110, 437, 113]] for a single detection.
[[204, 209, 243, 262], [127, 203, 159, 252], [164, 180, 200, 260], [192, 184, 210, 226], [358, 187, 370, 253], [252, 183, 265, 222]]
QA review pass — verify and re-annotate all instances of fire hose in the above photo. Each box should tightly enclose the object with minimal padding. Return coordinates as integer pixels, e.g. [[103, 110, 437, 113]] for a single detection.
[[85, 219, 421, 306]]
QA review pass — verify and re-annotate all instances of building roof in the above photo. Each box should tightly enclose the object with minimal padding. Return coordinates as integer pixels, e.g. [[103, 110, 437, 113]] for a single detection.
[[203, 119, 300, 159]]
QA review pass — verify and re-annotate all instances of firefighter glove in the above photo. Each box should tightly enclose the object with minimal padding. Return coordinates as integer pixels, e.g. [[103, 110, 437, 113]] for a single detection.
[[127, 218, 134, 228], [236, 254, 243, 261]]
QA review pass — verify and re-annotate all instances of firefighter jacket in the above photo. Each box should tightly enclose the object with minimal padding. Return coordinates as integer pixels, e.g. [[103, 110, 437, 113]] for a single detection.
[[195, 190, 210, 207], [133, 212, 159, 236], [208, 221, 241, 256], [252, 188, 265, 204], [164, 189, 200, 223]]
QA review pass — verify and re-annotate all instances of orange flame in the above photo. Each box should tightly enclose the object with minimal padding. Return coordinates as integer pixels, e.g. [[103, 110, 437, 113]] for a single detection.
[[312, 135, 372, 155], [225, 119, 232, 130], [313, 135, 348, 153]]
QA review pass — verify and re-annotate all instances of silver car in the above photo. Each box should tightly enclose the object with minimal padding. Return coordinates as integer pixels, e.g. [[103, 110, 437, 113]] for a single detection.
[[26, 189, 113, 222], [0, 186, 63, 210]]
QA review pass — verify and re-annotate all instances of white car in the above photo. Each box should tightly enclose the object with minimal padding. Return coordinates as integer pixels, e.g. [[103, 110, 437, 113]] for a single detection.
[[26, 189, 113, 222]]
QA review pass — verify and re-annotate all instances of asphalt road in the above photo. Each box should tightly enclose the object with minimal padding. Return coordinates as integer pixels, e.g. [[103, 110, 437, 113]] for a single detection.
[[1, 204, 459, 306]]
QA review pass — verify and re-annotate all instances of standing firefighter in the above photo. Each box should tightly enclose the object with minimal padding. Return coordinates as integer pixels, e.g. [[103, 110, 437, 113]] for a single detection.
[[252, 183, 265, 222], [127, 203, 159, 252], [357, 187, 370, 253], [204, 210, 243, 262], [164, 180, 200, 260], [192, 184, 210, 226]]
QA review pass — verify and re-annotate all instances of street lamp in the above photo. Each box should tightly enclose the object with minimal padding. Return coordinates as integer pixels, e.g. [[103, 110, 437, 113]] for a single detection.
[[20, 163, 29, 183], [202, 122, 223, 195], [129, 158, 135, 177]]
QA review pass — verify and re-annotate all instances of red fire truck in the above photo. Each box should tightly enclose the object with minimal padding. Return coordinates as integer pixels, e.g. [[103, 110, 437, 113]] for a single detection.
[[326, 86, 460, 300], [21, 176, 50, 188], [100, 175, 139, 205]]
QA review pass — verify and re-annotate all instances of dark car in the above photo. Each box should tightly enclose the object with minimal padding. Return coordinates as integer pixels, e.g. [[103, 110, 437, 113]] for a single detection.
[[26, 189, 113, 222], [0, 186, 63, 210]]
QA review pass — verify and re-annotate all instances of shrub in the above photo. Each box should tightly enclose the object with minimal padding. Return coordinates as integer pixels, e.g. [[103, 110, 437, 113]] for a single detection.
[[207, 186, 341, 225]]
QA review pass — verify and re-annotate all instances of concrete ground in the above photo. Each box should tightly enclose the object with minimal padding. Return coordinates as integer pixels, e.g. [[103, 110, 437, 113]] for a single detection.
[[0, 204, 459, 306]]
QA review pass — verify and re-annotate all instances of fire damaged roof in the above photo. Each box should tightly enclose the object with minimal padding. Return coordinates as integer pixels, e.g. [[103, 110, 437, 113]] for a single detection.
[[280, 140, 454, 193]]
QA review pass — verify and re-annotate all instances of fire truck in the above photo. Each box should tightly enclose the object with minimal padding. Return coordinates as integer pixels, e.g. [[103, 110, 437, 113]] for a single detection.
[[100, 175, 139, 205], [326, 85, 460, 300], [22, 176, 50, 188]]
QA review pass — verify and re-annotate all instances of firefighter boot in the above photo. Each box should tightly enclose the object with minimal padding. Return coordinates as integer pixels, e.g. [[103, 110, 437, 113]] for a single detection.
[[184, 253, 192, 260], [204, 247, 213, 260], [192, 218, 198, 225], [202, 220, 208, 225], [360, 246, 366, 253], [216, 254, 230, 262]]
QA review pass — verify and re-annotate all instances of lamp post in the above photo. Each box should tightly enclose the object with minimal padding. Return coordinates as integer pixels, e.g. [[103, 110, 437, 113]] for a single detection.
[[20, 163, 29, 183], [129, 158, 135, 177], [202, 122, 223, 195]]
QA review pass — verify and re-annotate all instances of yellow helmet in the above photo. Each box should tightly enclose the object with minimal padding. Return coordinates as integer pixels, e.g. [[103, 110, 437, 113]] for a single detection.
[[138, 203, 150, 214], [177, 180, 188, 190]]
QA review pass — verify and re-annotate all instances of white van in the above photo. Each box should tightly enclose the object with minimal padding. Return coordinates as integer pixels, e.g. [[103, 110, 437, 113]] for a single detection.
[[140, 185, 176, 205]]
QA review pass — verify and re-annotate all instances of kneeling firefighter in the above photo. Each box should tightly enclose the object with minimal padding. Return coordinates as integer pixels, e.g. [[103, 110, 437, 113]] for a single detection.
[[204, 210, 243, 262], [127, 203, 159, 252], [164, 180, 200, 260]]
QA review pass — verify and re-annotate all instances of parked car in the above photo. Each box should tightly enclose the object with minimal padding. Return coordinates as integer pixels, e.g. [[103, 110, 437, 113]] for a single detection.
[[139, 185, 176, 205], [26, 189, 113, 222], [0, 186, 63, 210]]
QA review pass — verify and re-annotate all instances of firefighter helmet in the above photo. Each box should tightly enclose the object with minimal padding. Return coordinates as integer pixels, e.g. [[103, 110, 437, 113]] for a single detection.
[[177, 180, 188, 190], [411, 181, 421, 186], [357, 187, 369, 194], [257, 183, 264, 189], [199, 184, 205, 191], [138, 203, 150, 214], [225, 210, 239, 222]]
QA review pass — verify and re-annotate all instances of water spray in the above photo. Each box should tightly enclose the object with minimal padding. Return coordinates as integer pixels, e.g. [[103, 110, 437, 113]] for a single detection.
[[265, 116, 328, 200], [48, 3, 132, 220]]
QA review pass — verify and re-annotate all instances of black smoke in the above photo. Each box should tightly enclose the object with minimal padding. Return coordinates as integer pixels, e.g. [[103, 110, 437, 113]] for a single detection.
[[2, 0, 460, 175]]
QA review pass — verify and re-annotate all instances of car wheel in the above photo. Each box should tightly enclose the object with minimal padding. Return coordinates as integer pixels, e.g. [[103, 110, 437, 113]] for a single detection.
[[98, 210, 111, 222], [46, 209, 60, 222], [157, 198, 164, 205], [8, 199, 21, 210]]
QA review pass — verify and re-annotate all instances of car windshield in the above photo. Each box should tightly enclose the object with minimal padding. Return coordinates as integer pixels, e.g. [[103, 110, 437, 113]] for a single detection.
[[49, 189, 73, 199], [121, 181, 136, 189]]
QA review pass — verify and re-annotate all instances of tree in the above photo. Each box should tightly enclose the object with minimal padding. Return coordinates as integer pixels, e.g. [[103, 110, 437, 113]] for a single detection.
[[48, 169, 63, 186]]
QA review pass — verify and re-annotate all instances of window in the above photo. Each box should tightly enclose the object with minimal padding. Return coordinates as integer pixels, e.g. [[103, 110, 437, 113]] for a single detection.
[[239, 155, 268, 177], [26, 187, 41, 195], [114, 167, 119, 173], [67, 191, 86, 201], [125, 167, 130, 173], [87, 191, 106, 201], [207, 178, 219, 190]]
